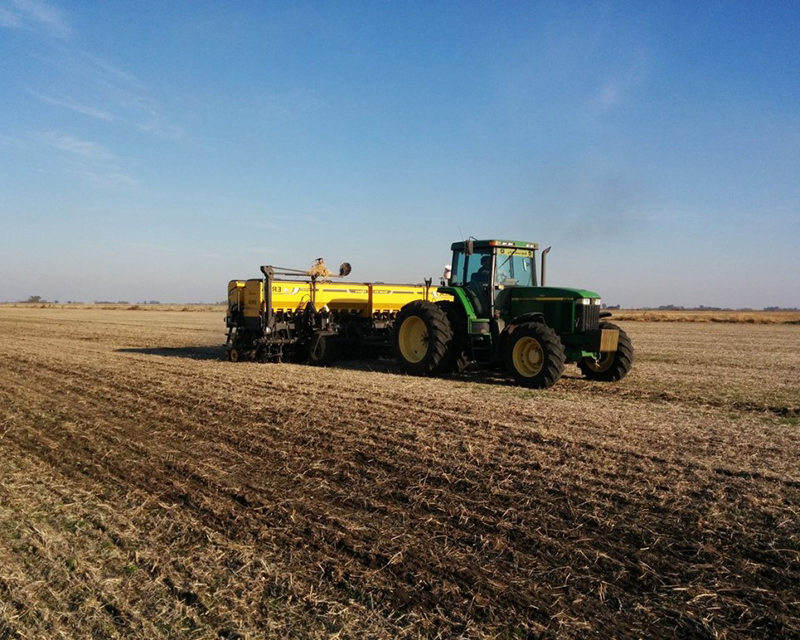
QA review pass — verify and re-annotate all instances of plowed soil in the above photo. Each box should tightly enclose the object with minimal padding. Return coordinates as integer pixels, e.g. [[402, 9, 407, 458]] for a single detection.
[[1, 307, 798, 639]]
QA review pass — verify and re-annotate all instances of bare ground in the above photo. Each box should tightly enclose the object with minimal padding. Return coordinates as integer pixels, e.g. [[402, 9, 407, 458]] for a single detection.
[[0, 308, 798, 639]]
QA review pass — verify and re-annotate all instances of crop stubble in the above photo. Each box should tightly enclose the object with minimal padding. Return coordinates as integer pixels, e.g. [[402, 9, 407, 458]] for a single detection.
[[0, 307, 798, 638]]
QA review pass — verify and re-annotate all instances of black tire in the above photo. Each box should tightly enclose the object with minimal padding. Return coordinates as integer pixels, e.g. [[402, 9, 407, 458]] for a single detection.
[[436, 301, 471, 374], [308, 334, 337, 366], [578, 322, 634, 382], [505, 322, 566, 389], [394, 300, 454, 376]]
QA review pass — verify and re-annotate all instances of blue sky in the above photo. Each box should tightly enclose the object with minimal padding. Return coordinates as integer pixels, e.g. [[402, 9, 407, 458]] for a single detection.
[[1, 0, 798, 307]]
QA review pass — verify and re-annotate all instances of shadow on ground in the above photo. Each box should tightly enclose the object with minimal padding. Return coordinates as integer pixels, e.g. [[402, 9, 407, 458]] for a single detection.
[[117, 346, 226, 361], [116, 346, 585, 388]]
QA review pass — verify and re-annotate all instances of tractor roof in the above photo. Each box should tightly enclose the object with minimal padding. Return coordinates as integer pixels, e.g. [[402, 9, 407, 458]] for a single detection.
[[450, 239, 540, 252]]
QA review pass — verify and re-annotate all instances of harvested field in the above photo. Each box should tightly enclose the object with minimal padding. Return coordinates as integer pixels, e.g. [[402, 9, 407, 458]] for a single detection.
[[0, 307, 798, 639]]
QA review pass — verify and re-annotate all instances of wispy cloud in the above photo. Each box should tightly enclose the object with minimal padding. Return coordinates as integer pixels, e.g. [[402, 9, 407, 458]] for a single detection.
[[30, 90, 116, 121], [0, 6, 22, 27], [591, 50, 648, 110], [594, 84, 622, 108], [71, 53, 185, 140], [22, 33, 184, 142], [137, 119, 185, 141], [261, 90, 327, 119], [36, 131, 138, 189], [47, 52, 186, 140], [7, 1, 184, 192], [80, 52, 145, 91], [39, 131, 115, 161], [0, 133, 30, 149], [67, 169, 138, 189], [0, 0, 70, 39]]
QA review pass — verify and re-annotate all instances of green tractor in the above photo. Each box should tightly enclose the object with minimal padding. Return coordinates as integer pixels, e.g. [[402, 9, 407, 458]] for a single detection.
[[393, 239, 633, 389]]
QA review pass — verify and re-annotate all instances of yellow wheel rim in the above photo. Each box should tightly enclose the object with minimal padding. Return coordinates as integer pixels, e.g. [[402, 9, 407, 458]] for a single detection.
[[228, 348, 239, 362], [398, 316, 428, 363], [584, 351, 615, 372], [512, 337, 544, 377]]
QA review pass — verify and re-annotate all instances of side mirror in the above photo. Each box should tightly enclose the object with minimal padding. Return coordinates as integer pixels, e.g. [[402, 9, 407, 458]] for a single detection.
[[339, 262, 352, 277], [465, 239, 474, 256]]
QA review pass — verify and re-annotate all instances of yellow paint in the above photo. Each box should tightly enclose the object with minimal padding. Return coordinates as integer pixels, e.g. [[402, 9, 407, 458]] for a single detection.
[[229, 278, 452, 317], [512, 336, 544, 377], [497, 248, 534, 257], [397, 316, 427, 363]]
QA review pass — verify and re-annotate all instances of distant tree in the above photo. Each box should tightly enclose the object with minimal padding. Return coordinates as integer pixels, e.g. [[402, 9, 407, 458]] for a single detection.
[[26, 295, 43, 303]]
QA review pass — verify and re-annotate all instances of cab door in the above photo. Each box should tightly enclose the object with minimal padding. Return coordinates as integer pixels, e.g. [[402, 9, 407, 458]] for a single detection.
[[461, 251, 493, 318]]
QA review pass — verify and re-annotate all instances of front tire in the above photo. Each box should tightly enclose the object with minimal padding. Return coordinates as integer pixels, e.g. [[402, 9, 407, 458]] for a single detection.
[[578, 322, 633, 382], [505, 322, 566, 389], [394, 300, 453, 376]]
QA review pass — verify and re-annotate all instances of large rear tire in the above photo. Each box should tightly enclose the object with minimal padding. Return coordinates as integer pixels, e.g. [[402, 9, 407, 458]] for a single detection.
[[436, 301, 471, 374], [505, 322, 566, 389], [578, 322, 633, 382], [394, 300, 453, 376]]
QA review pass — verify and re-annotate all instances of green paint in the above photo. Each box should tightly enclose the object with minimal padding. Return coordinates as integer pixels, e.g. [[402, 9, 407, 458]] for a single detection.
[[444, 239, 609, 364]]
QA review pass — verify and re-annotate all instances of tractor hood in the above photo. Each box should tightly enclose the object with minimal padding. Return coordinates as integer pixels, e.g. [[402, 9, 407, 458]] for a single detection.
[[510, 286, 600, 301]]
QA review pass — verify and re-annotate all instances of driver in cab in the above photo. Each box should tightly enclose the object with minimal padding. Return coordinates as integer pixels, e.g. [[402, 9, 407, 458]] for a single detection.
[[471, 254, 493, 287]]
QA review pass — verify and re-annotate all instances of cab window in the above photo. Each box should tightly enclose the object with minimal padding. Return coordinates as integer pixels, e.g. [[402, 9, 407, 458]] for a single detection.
[[464, 252, 491, 286], [450, 251, 463, 285], [495, 248, 537, 287]]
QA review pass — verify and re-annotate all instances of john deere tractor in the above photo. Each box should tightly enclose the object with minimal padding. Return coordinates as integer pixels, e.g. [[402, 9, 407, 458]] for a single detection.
[[393, 239, 633, 389]]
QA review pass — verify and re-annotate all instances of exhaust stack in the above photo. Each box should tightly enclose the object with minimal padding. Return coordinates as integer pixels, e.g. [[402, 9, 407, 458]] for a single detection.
[[541, 246, 551, 286]]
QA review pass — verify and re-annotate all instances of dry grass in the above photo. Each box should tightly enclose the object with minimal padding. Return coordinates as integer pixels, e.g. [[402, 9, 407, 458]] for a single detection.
[[613, 309, 800, 324], [0, 307, 798, 638]]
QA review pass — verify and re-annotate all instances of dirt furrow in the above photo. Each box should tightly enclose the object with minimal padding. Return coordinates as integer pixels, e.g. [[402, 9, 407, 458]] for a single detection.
[[1, 309, 799, 638]]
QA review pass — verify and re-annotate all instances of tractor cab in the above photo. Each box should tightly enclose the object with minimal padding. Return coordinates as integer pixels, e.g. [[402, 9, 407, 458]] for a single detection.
[[447, 239, 540, 319]]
